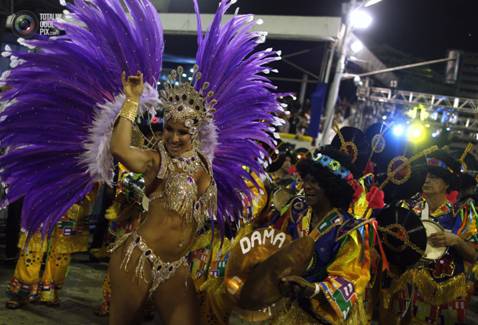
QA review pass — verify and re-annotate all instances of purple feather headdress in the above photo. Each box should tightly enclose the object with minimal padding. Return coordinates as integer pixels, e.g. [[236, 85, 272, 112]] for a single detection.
[[0, 0, 163, 235], [0, 0, 281, 239], [193, 0, 282, 233]]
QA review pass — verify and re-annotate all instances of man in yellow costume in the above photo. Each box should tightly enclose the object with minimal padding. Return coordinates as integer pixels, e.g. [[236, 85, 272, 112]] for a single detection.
[[268, 149, 371, 324], [6, 190, 96, 309], [396, 150, 477, 324]]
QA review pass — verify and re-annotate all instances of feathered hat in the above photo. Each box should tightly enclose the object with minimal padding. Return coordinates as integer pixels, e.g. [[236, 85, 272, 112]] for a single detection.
[[425, 149, 461, 192], [267, 140, 295, 173], [331, 125, 371, 175]]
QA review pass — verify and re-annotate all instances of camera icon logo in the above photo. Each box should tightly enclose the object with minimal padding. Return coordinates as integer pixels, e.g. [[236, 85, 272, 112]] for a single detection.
[[6, 11, 40, 39]]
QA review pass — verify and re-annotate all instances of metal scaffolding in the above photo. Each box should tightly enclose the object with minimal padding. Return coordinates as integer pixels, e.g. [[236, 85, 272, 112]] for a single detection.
[[355, 86, 478, 147], [357, 87, 478, 113]]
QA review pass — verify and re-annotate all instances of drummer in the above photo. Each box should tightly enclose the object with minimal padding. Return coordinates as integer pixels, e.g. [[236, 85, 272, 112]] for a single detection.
[[269, 149, 371, 324], [403, 149, 477, 325], [456, 172, 478, 309]]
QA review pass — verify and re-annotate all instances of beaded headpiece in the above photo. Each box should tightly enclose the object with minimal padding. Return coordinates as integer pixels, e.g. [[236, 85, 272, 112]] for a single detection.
[[160, 65, 216, 135], [312, 153, 352, 180]]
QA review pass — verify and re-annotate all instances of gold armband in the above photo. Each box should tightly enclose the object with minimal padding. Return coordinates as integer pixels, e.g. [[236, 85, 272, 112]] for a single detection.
[[119, 98, 139, 124]]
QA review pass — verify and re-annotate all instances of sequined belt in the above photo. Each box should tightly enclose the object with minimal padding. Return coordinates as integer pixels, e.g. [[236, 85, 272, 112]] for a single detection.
[[109, 232, 188, 297]]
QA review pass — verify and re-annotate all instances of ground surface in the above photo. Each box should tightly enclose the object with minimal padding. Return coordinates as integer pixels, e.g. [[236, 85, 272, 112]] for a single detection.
[[0, 255, 477, 325], [0, 256, 114, 325]]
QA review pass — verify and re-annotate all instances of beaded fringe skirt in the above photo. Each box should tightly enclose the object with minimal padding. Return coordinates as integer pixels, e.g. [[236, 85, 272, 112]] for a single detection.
[[109, 231, 188, 297]]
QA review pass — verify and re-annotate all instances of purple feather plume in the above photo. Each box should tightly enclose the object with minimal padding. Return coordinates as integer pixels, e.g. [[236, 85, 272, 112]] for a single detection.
[[0, 0, 163, 236], [193, 0, 282, 233]]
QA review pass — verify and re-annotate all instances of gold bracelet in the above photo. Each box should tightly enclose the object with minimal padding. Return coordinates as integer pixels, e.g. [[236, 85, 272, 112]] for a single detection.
[[126, 98, 139, 106], [119, 98, 139, 124]]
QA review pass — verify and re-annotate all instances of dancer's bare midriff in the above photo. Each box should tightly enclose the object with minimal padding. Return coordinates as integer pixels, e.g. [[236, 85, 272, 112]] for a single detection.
[[135, 163, 210, 262], [138, 203, 197, 262]]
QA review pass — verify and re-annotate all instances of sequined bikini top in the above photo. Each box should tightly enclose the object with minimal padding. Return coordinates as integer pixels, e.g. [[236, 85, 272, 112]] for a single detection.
[[148, 142, 217, 229]]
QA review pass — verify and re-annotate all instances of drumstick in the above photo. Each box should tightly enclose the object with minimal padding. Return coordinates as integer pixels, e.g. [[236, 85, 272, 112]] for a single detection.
[[361, 146, 439, 219], [361, 123, 392, 175]]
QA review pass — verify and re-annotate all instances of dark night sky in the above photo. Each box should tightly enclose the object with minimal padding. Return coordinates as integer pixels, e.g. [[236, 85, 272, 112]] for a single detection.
[[3, 0, 477, 94], [171, 0, 478, 59], [6, 0, 478, 59], [357, 0, 478, 58], [160, 0, 478, 96]]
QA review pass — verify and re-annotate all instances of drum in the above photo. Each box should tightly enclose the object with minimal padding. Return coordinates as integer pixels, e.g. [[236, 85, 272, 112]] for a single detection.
[[376, 206, 427, 271], [422, 220, 447, 261], [224, 227, 314, 319]]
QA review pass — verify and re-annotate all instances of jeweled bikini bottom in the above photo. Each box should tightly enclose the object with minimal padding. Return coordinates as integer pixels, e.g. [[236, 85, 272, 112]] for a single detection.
[[109, 231, 188, 297]]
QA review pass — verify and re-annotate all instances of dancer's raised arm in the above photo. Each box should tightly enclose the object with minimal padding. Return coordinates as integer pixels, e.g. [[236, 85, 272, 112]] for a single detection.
[[111, 71, 158, 173]]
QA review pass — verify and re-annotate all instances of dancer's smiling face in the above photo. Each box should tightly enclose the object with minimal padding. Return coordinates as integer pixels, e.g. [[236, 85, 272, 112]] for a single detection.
[[163, 119, 193, 156], [302, 174, 327, 209]]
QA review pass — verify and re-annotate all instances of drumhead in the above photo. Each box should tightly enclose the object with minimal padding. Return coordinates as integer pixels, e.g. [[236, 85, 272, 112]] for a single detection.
[[422, 220, 447, 260], [224, 227, 292, 305]]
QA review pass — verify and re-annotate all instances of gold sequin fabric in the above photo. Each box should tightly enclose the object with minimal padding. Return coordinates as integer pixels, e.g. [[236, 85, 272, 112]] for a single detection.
[[109, 232, 188, 297], [413, 268, 467, 305], [270, 302, 319, 324], [148, 142, 217, 229]]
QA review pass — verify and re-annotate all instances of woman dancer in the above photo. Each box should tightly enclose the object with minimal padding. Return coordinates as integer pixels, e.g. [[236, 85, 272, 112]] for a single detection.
[[108, 70, 217, 324]]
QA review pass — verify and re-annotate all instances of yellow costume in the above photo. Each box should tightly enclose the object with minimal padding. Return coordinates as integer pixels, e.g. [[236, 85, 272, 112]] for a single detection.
[[382, 195, 476, 325], [190, 172, 267, 324], [272, 208, 370, 324], [189, 171, 270, 324], [244, 172, 269, 221], [8, 191, 95, 305], [190, 229, 233, 325]]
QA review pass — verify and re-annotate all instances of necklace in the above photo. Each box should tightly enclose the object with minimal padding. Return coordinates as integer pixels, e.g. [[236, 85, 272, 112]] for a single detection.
[[170, 150, 202, 175]]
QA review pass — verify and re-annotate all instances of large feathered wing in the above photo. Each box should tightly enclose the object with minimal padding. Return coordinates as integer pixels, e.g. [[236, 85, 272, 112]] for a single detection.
[[0, 0, 163, 235], [193, 0, 282, 231]]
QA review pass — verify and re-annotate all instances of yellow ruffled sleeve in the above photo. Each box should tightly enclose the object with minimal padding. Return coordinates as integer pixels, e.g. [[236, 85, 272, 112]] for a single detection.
[[308, 231, 370, 324]]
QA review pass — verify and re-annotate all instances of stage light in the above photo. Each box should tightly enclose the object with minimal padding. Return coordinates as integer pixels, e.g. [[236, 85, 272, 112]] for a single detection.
[[364, 0, 383, 7], [392, 124, 405, 137], [353, 75, 363, 86], [408, 122, 426, 143], [351, 40, 364, 53], [406, 104, 429, 121], [450, 114, 458, 124], [349, 9, 373, 29]]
